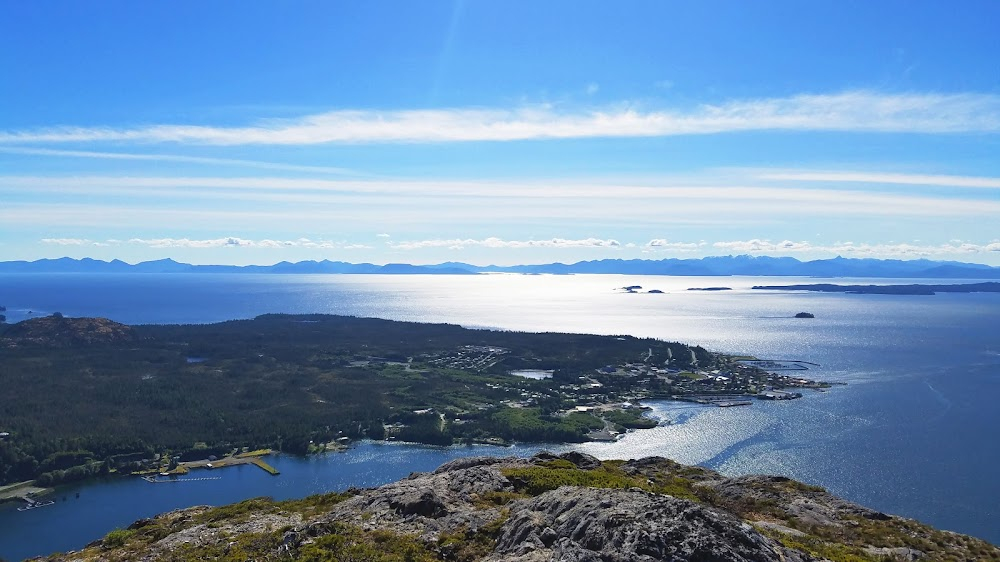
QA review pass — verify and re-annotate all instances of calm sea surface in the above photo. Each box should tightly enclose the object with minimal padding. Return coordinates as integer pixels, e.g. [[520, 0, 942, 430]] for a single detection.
[[1, 273, 998, 559]]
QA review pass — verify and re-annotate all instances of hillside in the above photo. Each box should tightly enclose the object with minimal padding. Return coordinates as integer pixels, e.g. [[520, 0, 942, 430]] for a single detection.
[[38, 452, 999, 562]]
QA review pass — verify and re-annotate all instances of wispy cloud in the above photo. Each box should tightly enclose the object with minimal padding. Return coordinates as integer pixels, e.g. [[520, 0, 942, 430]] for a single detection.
[[0, 146, 360, 175], [759, 170, 1000, 190], [645, 239, 706, 251], [126, 237, 371, 250], [40, 235, 1000, 259], [3, 91, 998, 145], [5, 175, 1000, 218], [42, 237, 371, 250], [40, 238, 92, 246], [382, 236, 1000, 258], [711, 239, 1000, 256], [388, 237, 622, 250]]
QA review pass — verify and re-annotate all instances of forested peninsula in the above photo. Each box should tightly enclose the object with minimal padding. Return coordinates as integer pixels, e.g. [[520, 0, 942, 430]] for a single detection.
[[752, 281, 1000, 295], [0, 315, 827, 489]]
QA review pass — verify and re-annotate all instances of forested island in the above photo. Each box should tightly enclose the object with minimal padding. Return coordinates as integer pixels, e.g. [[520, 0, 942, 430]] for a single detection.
[[0, 314, 829, 490], [752, 281, 1000, 295]]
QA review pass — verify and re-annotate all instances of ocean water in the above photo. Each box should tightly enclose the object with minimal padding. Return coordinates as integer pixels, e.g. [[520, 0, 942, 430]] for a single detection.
[[0, 273, 998, 559]]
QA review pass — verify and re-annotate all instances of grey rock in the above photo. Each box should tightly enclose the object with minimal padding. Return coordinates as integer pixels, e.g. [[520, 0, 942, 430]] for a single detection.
[[556, 451, 602, 470], [433, 455, 518, 473], [390, 488, 449, 517], [487, 486, 809, 562]]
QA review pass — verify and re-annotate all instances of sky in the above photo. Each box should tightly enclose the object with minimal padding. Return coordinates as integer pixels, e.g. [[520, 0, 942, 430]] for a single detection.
[[1, 1, 999, 266]]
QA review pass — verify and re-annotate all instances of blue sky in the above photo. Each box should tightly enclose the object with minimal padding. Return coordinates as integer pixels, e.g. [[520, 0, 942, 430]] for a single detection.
[[2, 1, 999, 266]]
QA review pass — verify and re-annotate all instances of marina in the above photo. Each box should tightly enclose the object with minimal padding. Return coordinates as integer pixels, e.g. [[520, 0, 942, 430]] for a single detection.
[[141, 476, 221, 483], [676, 394, 756, 407], [737, 359, 820, 371]]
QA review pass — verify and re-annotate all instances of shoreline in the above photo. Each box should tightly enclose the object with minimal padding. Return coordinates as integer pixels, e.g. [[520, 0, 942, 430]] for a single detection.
[[2, 387, 844, 500]]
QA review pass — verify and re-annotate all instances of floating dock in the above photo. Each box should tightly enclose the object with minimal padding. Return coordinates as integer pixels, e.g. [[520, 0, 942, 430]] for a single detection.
[[678, 394, 756, 407], [714, 400, 752, 407], [142, 475, 221, 483], [17, 497, 55, 511]]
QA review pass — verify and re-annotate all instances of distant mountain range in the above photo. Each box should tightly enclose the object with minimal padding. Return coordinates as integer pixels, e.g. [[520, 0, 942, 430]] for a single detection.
[[2, 255, 1000, 278]]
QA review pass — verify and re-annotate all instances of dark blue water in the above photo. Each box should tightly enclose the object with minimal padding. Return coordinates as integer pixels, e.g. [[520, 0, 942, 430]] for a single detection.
[[1, 273, 998, 559]]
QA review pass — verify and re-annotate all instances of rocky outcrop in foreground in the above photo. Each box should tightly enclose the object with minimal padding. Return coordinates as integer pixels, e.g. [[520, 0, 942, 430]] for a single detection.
[[43, 453, 1000, 562]]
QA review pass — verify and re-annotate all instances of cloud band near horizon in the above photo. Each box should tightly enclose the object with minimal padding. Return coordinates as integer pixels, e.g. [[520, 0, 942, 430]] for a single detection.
[[3, 91, 999, 145], [40, 236, 1000, 259]]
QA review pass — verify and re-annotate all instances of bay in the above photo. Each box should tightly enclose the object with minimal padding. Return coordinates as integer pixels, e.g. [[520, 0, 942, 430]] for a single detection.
[[0, 273, 998, 559]]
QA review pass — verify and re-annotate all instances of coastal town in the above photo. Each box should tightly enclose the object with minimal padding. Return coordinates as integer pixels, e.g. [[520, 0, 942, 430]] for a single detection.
[[390, 341, 833, 444]]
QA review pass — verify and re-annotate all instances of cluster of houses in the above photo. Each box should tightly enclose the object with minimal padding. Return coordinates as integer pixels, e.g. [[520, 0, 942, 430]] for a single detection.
[[424, 345, 509, 371]]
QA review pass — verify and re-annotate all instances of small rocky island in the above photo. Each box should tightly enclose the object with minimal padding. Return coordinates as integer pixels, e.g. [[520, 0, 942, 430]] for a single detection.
[[48, 451, 1000, 561], [619, 286, 664, 294], [794, 312, 815, 318]]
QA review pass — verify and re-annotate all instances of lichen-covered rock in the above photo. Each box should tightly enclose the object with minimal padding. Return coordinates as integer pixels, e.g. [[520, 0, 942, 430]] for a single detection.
[[487, 486, 810, 562]]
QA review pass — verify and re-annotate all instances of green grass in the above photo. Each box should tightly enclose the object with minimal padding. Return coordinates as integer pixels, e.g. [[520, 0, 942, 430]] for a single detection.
[[601, 408, 658, 429], [762, 529, 879, 562], [298, 523, 440, 562], [101, 528, 135, 549], [501, 461, 703, 502], [193, 490, 353, 526]]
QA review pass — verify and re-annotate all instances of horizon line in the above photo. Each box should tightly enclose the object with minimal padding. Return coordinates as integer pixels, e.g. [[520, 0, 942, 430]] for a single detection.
[[2, 254, 996, 270]]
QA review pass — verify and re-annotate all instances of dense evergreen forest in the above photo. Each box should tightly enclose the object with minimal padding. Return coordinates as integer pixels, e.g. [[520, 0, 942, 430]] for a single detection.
[[0, 314, 714, 486]]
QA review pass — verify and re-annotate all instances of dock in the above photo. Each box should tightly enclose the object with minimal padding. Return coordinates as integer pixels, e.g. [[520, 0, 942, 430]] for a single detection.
[[140, 449, 279, 482], [249, 457, 280, 475], [17, 497, 55, 511], [714, 400, 752, 407], [678, 394, 756, 407], [142, 475, 222, 483]]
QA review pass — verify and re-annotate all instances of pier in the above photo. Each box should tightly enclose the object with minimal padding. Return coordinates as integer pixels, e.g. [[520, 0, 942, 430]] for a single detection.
[[142, 475, 222, 483], [140, 449, 279, 483], [674, 394, 756, 407], [714, 400, 753, 407], [737, 359, 821, 371]]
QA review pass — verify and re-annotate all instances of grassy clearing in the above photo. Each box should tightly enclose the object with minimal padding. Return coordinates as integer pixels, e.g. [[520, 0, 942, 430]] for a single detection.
[[501, 460, 704, 502], [235, 448, 272, 458]]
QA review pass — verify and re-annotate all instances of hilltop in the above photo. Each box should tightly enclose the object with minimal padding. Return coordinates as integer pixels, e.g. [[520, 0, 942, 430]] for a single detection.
[[0, 315, 137, 347], [40, 452, 1000, 562]]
